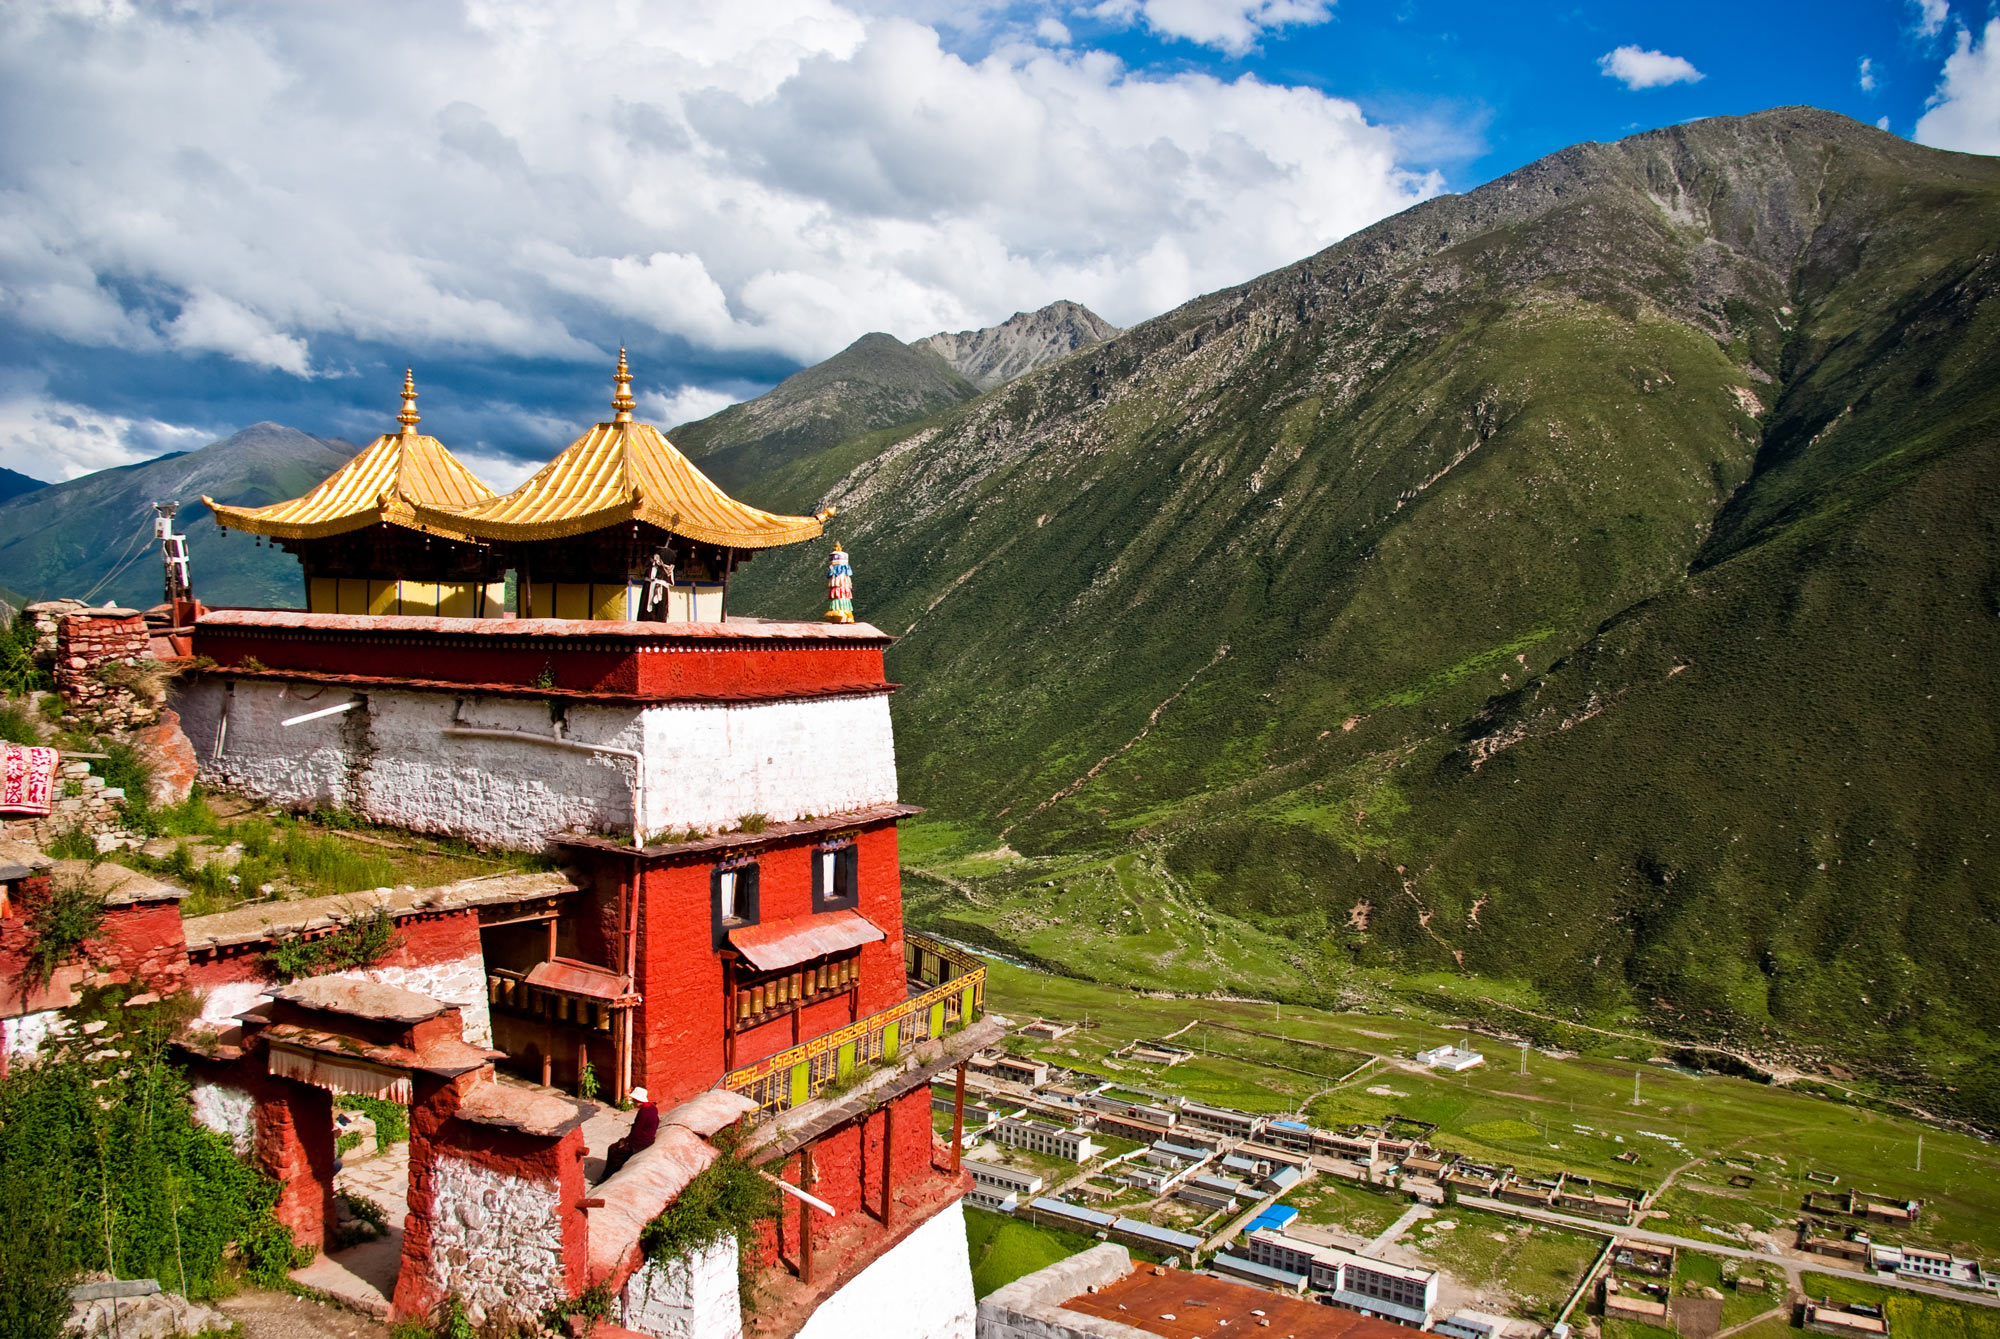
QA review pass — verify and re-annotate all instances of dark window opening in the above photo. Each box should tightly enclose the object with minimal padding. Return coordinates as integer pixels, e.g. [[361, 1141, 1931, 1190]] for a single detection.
[[712, 860, 760, 949], [813, 841, 859, 912]]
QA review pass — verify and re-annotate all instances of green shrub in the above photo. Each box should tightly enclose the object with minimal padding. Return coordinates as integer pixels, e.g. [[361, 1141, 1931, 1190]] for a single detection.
[[25, 876, 104, 987], [0, 612, 49, 699], [335, 1094, 410, 1146], [0, 701, 40, 746], [264, 906, 401, 981], [0, 998, 302, 1302], [639, 1133, 777, 1270]]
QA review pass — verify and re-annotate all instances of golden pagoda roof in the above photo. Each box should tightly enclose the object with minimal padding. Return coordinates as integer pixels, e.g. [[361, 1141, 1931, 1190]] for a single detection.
[[410, 351, 824, 550], [205, 371, 497, 542]]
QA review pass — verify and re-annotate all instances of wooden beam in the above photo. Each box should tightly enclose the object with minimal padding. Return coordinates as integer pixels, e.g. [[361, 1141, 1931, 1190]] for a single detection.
[[800, 1144, 815, 1285], [952, 1061, 966, 1173], [880, 1098, 895, 1229]]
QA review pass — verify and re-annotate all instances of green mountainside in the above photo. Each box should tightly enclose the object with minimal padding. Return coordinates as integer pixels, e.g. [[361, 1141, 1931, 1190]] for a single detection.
[[670, 301, 1117, 497], [0, 467, 47, 505], [721, 109, 2000, 1121], [669, 332, 980, 496], [0, 423, 352, 610]]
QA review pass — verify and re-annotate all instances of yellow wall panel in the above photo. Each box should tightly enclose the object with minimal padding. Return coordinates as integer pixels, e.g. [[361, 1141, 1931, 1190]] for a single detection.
[[593, 584, 629, 621], [337, 580, 369, 615], [368, 580, 399, 616], [308, 577, 336, 613], [483, 582, 507, 617], [399, 580, 439, 615], [553, 583, 590, 621], [437, 583, 475, 618]]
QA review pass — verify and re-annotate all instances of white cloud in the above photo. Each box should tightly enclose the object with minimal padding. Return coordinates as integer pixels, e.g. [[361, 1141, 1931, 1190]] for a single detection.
[[1091, 0, 1333, 54], [1879, 114, 1893, 130], [1598, 45, 1705, 90], [1859, 56, 1878, 93], [0, 385, 213, 481], [167, 292, 315, 377], [646, 384, 741, 430], [0, 0, 1435, 392], [452, 449, 543, 493], [1915, 18, 2000, 154], [1036, 16, 1072, 44], [1911, 0, 1950, 39]]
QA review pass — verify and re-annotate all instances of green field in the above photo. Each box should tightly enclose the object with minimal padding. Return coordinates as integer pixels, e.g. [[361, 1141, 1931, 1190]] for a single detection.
[[963, 1208, 1104, 1297], [1411, 1210, 1603, 1321], [979, 962, 2000, 1259], [1801, 1275, 2000, 1339], [1282, 1177, 1408, 1239]]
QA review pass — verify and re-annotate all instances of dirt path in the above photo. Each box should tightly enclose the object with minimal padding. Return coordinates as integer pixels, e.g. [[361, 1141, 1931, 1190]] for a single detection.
[[218, 1288, 389, 1339], [1713, 1305, 1790, 1339]]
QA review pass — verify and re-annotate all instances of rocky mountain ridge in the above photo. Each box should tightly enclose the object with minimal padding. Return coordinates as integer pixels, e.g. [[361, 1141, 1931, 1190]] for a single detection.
[[721, 107, 2000, 1122], [916, 300, 1119, 391]]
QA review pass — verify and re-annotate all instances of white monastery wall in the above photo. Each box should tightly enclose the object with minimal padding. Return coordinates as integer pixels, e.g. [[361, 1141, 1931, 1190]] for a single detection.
[[196, 978, 273, 1031], [640, 693, 897, 833], [330, 955, 492, 1048], [188, 1079, 256, 1154], [798, 1199, 976, 1339], [2, 1008, 63, 1065], [620, 1239, 742, 1339], [175, 679, 897, 849], [424, 1153, 568, 1328]]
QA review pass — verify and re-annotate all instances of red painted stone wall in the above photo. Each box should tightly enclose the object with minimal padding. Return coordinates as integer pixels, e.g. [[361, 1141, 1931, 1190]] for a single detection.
[[627, 820, 905, 1107], [180, 1052, 340, 1251], [194, 624, 888, 701], [1, 892, 187, 1020], [393, 1070, 589, 1325], [751, 1085, 950, 1270], [183, 906, 483, 1013]]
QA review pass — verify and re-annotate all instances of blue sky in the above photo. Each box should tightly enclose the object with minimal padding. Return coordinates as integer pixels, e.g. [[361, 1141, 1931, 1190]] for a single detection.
[[1, 0, 1994, 487]]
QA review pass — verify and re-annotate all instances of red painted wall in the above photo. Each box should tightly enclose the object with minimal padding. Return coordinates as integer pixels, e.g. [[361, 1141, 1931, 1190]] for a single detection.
[[394, 1070, 589, 1324], [193, 625, 888, 701], [1, 892, 188, 1024], [183, 906, 484, 1006], [626, 820, 906, 1108]]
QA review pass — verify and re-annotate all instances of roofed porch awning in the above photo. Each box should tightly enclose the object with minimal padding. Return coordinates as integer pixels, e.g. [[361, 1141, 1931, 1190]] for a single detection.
[[727, 910, 885, 973]]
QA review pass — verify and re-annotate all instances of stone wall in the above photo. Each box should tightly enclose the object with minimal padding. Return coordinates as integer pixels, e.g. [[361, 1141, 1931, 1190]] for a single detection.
[[795, 1198, 977, 1339], [619, 1240, 742, 1339], [423, 1152, 571, 1326], [52, 607, 160, 732], [975, 1245, 1150, 1339], [172, 678, 899, 849], [0, 755, 133, 849], [188, 1078, 257, 1154]]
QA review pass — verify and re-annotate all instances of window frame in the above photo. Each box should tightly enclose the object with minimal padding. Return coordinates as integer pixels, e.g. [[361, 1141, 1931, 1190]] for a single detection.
[[711, 857, 760, 950], [812, 838, 860, 912]]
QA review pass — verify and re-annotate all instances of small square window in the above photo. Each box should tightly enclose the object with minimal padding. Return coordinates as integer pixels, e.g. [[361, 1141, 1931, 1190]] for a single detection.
[[813, 841, 859, 912], [712, 860, 759, 949]]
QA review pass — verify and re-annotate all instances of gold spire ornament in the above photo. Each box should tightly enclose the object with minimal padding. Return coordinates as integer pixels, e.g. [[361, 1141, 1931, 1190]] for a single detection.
[[397, 368, 420, 435], [612, 348, 635, 422]]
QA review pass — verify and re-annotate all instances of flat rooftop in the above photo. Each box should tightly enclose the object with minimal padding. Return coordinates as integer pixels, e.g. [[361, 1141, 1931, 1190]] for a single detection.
[[1063, 1265, 1414, 1339]]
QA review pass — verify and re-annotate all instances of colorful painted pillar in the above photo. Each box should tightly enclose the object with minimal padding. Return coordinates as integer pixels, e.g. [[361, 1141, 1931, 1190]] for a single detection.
[[825, 545, 854, 624]]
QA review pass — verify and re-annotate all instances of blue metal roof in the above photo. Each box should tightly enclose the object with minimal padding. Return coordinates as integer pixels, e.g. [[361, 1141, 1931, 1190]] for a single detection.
[[1030, 1198, 1115, 1228], [1113, 1217, 1205, 1250], [1269, 1119, 1311, 1130], [1251, 1204, 1299, 1228], [1331, 1291, 1430, 1327], [1213, 1254, 1308, 1290]]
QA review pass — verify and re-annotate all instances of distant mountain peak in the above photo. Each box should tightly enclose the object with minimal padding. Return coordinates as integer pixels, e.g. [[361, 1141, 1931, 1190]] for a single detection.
[[918, 300, 1120, 391]]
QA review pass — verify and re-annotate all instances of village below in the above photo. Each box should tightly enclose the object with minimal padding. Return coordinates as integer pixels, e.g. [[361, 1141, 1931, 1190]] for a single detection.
[[0, 101, 1996, 1339]]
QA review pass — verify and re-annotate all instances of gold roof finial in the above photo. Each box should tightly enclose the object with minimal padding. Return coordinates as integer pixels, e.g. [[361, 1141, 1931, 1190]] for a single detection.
[[397, 368, 420, 435], [612, 347, 635, 422]]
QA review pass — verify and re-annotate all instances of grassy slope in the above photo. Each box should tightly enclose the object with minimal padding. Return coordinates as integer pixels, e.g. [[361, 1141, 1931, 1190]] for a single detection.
[[717, 111, 2000, 1118], [669, 332, 978, 499]]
